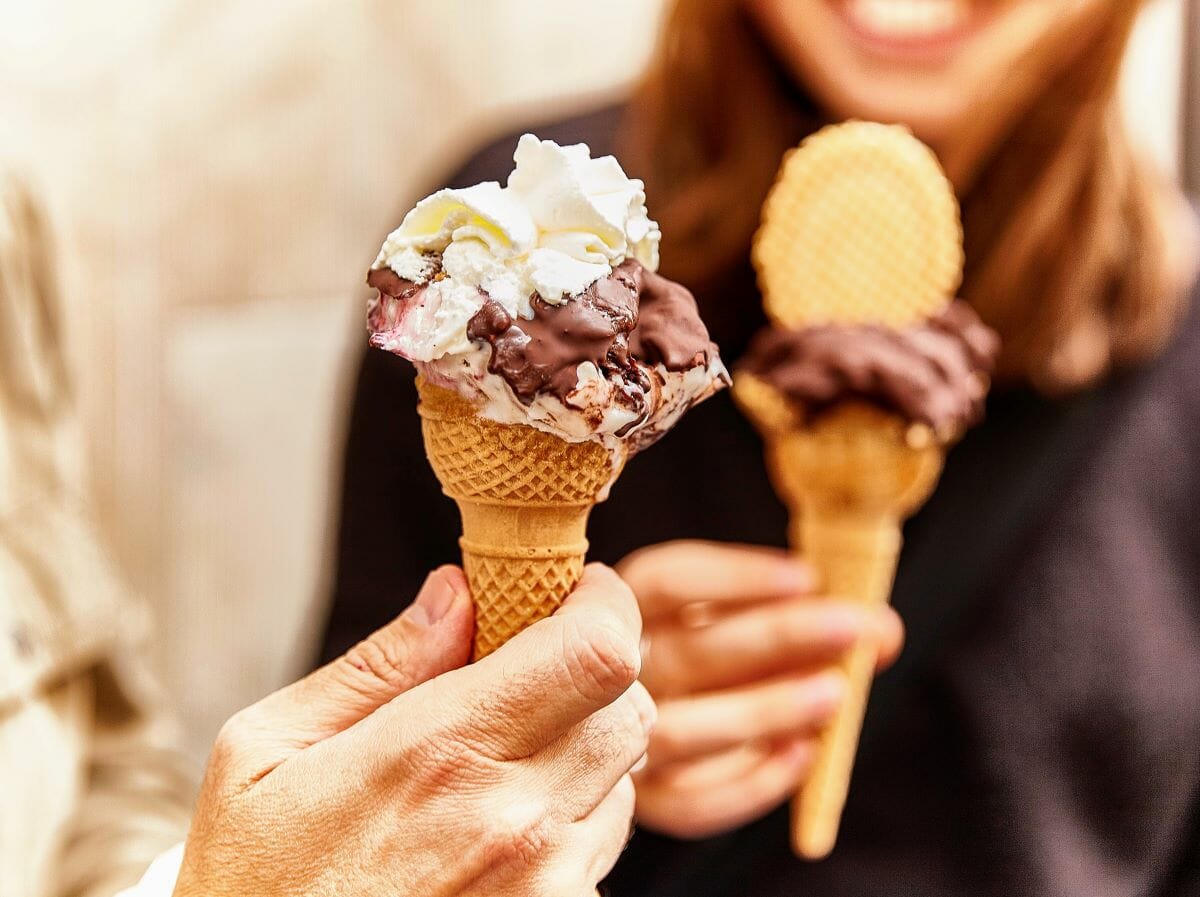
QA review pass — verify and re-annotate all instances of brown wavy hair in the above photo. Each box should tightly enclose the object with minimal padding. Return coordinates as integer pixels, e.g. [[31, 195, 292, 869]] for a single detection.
[[623, 0, 1191, 392]]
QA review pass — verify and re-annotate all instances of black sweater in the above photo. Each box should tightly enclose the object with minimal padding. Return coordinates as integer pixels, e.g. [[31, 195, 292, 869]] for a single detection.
[[319, 107, 1200, 897]]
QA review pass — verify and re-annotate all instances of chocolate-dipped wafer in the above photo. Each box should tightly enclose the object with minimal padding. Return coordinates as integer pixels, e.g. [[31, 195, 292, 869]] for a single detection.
[[734, 121, 998, 860]]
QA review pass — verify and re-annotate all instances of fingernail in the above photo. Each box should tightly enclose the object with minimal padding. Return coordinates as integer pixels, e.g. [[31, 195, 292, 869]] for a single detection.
[[631, 752, 649, 774], [784, 740, 813, 766], [805, 673, 846, 718], [777, 561, 815, 593], [872, 610, 901, 645], [820, 606, 867, 647], [412, 570, 461, 626]]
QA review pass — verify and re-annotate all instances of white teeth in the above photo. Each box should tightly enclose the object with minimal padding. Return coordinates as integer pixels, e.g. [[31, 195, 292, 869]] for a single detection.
[[846, 0, 968, 39]]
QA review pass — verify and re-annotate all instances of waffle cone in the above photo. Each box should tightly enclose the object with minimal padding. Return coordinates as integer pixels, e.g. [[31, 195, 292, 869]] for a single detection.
[[736, 383, 943, 858], [753, 121, 961, 330], [789, 511, 902, 860], [416, 379, 621, 659], [739, 121, 963, 856]]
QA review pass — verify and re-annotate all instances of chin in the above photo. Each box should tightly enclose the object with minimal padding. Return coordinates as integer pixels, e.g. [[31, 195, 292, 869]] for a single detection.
[[750, 0, 986, 143], [814, 77, 970, 147]]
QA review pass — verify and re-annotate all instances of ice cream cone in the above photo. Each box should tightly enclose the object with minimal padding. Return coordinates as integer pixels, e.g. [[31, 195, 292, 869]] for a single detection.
[[416, 378, 624, 659], [741, 391, 943, 858], [739, 121, 970, 857], [368, 136, 727, 661]]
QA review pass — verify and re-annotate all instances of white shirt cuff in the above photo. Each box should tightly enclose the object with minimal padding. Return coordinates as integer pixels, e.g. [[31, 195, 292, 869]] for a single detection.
[[115, 843, 184, 897]]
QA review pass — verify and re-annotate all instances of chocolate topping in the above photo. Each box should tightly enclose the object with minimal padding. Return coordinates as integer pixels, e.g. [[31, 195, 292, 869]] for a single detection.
[[367, 253, 442, 298], [739, 301, 1000, 433], [465, 259, 717, 408], [628, 266, 716, 371], [367, 266, 423, 298], [466, 267, 642, 404], [368, 256, 720, 418]]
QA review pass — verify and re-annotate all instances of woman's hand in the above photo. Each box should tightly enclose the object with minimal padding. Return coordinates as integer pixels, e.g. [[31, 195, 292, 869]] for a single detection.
[[173, 564, 653, 897], [618, 540, 903, 840]]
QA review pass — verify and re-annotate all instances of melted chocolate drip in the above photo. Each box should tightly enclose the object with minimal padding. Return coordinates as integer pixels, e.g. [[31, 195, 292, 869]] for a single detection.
[[465, 259, 717, 407], [368, 257, 719, 409], [740, 302, 1000, 432]]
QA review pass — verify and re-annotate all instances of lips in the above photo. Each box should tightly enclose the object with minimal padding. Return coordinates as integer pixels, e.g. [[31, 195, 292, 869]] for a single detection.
[[836, 0, 977, 59]]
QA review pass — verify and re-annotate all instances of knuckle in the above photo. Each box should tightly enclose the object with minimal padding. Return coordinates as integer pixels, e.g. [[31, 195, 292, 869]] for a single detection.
[[479, 800, 556, 871], [582, 696, 650, 767], [408, 729, 501, 790], [212, 713, 246, 755], [339, 627, 418, 694], [572, 564, 638, 626], [562, 615, 640, 703], [578, 712, 623, 762], [207, 708, 265, 784], [211, 710, 254, 763]]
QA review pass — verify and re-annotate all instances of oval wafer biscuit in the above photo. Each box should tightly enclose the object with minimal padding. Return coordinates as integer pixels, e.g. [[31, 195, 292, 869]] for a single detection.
[[753, 121, 962, 329]]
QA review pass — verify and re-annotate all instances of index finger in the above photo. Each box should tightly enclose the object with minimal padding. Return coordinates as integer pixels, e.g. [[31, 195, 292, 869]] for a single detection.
[[618, 540, 815, 620], [396, 563, 645, 761]]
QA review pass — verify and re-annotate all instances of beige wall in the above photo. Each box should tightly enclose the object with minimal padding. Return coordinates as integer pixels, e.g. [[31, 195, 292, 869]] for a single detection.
[[0, 0, 1183, 762]]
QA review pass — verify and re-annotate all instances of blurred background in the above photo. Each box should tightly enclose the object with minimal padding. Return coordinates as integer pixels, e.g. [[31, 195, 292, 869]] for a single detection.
[[0, 0, 1188, 763]]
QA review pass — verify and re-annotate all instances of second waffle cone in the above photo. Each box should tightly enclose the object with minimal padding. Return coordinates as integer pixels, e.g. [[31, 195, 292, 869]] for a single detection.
[[416, 379, 621, 659], [751, 397, 943, 858], [743, 121, 963, 857], [789, 510, 902, 859]]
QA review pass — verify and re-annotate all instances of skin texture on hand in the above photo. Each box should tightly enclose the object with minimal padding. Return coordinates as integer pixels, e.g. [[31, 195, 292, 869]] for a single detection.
[[618, 540, 903, 840], [172, 564, 653, 897]]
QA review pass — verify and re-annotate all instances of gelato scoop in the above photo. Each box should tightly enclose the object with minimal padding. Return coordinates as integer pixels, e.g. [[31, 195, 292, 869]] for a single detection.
[[367, 134, 729, 457]]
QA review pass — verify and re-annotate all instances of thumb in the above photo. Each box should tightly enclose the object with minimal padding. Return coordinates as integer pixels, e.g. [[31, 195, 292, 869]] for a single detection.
[[238, 566, 474, 762]]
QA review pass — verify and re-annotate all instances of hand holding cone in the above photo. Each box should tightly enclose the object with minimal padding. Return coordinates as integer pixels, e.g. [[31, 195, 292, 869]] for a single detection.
[[734, 121, 992, 859]]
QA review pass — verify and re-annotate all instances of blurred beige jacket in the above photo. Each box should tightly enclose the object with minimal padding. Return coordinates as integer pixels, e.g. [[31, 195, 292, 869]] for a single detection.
[[0, 176, 192, 897]]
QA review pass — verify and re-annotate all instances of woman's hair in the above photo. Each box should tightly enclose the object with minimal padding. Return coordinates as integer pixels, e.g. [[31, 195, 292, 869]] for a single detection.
[[623, 0, 1188, 392]]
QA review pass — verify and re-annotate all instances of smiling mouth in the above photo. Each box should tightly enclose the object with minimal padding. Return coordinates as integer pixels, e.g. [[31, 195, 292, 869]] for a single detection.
[[835, 0, 979, 59]]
